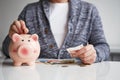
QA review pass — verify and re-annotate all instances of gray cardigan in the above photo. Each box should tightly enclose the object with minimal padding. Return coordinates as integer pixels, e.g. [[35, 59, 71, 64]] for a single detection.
[[2, 0, 110, 62]]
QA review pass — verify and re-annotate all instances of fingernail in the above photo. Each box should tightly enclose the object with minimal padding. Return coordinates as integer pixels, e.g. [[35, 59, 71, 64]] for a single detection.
[[24, 29, 28, 33]]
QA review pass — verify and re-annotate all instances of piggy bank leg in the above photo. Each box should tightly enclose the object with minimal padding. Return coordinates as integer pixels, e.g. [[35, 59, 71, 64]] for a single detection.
[[27, 61, 35, 66], [14, 61, 22, 66]]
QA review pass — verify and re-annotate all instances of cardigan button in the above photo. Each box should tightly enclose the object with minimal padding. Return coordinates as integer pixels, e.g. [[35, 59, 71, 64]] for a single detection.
[[45, 28, 48, 34], [49, 44, 54, 49]]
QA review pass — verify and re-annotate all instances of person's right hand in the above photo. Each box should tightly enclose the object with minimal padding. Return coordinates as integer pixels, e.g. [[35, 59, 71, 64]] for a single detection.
[[9, 20, 29, 38]]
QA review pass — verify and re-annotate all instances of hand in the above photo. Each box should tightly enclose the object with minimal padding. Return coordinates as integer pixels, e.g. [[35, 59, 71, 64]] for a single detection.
[[9, 20, 29, 38], [70, 44, 97, 64]]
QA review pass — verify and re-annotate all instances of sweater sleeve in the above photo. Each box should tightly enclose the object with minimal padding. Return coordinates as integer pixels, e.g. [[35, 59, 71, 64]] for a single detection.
[[89, 5, 110, 62], [2, 6, 27, 58]]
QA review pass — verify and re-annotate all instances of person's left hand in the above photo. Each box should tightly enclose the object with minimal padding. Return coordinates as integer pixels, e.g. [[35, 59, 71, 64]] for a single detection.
[[70, 44, 97, 64]]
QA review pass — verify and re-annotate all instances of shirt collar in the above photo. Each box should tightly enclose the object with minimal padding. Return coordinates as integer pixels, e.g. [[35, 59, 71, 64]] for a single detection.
[[41, 0, 81, 19]]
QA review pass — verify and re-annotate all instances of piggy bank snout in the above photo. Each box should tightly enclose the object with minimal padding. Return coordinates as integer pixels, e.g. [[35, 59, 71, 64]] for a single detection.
[[18, 45, 33, 58]]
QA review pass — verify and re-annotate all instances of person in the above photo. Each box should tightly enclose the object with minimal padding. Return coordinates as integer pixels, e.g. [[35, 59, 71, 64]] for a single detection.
[[2, 0, 110, 64]]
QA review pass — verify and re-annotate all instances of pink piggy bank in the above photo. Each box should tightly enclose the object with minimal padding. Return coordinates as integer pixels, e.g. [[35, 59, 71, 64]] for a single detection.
[[9, 33, 40, 66]]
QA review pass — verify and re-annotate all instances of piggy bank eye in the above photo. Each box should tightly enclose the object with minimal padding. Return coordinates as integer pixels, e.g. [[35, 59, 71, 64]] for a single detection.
[[28, 40, 30, 42], [21, 40, 24, 42]]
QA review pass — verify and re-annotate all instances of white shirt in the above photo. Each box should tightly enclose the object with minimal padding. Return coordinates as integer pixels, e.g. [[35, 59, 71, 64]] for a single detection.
[[49, 2, 69, 48]]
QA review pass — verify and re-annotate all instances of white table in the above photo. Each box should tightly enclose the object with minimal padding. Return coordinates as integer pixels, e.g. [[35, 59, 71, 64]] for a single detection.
[[0, 58, 120, 80]]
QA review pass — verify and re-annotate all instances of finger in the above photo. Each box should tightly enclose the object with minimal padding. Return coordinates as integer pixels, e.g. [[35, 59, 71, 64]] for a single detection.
[[83, 57, 96, 65], [9, 25, 20, 38], [70, 51, 80, 58], [71, 53, 77, 58], [77, 45, 92, 54], [9, 30, 15, 38], [13, 20, 23, 34], [71, 48, 91, 58], [68, 50, 76, 57], [79, 49, 93, 59], [82, 53, 96, 64], [22, 25, 29, 34], [69, 50, 76, 54], [70, 45, 90, 56], [11, 25, 19, 33], [81, 52, 94, 62], [20, 20, 29, 34], [70, 45, 94, 58]]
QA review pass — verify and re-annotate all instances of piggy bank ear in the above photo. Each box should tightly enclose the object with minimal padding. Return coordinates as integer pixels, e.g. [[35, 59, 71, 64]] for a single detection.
[[12, 33, 21, 42], [31, 34, 38, 41]]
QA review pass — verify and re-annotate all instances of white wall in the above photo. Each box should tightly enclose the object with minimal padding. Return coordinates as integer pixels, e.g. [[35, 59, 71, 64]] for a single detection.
[[0, 0, 120, 52]]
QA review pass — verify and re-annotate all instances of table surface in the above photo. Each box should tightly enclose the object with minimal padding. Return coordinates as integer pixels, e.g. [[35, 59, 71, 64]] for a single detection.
[[0, 57, 120, 80]]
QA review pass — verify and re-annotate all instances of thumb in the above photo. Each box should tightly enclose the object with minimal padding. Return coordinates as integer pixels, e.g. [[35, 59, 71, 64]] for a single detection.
[[20, 20, 29, 34]]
